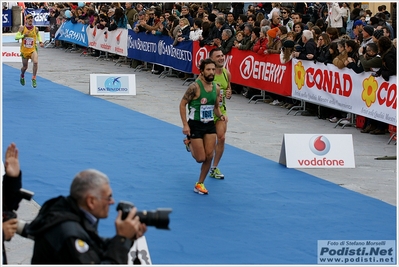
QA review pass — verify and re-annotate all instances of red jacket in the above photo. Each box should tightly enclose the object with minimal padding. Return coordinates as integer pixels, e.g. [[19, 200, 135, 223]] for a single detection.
[[252, 37, 268, 55]]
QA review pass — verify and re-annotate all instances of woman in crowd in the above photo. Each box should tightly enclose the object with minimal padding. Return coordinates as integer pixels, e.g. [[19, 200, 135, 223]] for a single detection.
[[293, 22, 304, 46], [333, 39, 348, 69], [344, 39, 360, 68], [108, 7, 127, 30], [265, 27, 282, 54], [189, 18, 203, 41], [374, 36, 397, 81], [252, 26, 268, 55], [315, 33, 331, 63], [174, 18, 191, 46], [233, 30, 245, 46], [324, 41, 339, 65], [326, 26, 340, 43]]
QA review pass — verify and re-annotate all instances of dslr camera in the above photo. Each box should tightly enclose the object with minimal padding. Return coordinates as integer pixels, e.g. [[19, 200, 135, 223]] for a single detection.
[[2, 188, 34, 238], [116, 201, 172, 230]]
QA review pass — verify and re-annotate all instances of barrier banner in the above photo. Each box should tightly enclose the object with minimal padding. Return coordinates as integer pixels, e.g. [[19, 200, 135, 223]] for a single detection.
[[127, 31, 193, 73], [291, 59, 397, 126], [2, 9, 12, 27], [25, 8, 50, 26], [191, 42, 292, 96], [55, 21, 88, 47], [87, 27, 128, 56]]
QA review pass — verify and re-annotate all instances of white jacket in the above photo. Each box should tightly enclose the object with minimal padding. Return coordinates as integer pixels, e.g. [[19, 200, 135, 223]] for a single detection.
[[189, 28, 203, 41], [326, 3, 343, 28]]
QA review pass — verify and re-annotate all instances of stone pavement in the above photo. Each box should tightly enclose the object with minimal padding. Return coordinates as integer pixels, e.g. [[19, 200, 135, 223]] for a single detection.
[[2, 40, 397, 265]]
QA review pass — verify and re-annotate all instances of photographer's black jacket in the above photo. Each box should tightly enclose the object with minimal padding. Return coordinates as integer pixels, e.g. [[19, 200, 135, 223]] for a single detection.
[[26, 196, 133, 264], [2, 171, 22, 264], [2, 171, 22, 212]]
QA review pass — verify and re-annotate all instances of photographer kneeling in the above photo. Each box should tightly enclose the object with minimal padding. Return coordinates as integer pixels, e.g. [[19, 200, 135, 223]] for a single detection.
[[26, 169, 147, 264]]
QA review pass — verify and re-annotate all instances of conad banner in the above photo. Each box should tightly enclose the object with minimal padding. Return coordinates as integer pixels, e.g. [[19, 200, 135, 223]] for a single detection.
[[87, 27, 128, 56], [191, 42, 292, 96], [291, 59, 397, 126]]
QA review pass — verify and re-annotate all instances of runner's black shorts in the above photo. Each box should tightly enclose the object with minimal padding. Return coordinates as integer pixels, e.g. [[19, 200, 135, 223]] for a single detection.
[[187, 119, 216, 139]]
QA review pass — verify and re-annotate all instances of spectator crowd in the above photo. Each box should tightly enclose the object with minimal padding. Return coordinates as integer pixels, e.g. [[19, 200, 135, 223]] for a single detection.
[[10, 2, 397, 135]]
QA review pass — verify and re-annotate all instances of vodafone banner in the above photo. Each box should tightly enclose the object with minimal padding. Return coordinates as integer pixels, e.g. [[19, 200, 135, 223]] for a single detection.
[[192, 42, 292, 96], [87, 27, 128, 56], [291, 59, 397, 126]]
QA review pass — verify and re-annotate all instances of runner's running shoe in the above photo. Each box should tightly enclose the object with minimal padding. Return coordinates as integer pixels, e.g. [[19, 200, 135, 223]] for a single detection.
[[210, 167, 224, 179], [183, 138, 191, 152], [20, 76, 25, 86], [194, 182, 208, 194], [31, 79, 37, 88]]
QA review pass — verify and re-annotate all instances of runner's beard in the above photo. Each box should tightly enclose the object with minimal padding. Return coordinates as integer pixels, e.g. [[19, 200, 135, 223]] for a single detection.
[[204, 74, 214, 82]]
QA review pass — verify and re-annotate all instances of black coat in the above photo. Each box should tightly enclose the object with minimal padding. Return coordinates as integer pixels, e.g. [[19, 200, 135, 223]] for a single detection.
[[27, 196, 133, 264], [297, 38, 317, 60], [2, 172, 22, 264], [376, 45, 397, 81]]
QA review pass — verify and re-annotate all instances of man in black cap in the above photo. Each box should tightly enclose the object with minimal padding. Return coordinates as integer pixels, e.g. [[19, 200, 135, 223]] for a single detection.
[[360, 25, 374, 53], [372, 29, 384, 42]]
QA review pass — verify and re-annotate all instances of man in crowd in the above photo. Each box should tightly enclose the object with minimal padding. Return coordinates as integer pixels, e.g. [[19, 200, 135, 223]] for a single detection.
[[293, 29, 317, 60], [180, 5, 193, 27], [15, 13, 44, 88], [180, 58, 225, 194], [125, 2, 137, 28], [27, 169, 147, 263]]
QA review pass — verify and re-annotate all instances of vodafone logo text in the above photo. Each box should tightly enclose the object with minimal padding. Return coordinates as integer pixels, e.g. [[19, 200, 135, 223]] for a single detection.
[[298, 135, 344, 167]]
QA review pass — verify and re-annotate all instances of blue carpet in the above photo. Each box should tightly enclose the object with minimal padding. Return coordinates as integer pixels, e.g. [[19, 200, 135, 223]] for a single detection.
[[2, 64, 396, 264]]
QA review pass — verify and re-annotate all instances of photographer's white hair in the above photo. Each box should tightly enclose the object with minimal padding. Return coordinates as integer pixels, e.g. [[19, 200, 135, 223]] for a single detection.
[[302, 30, 313, 41], [70, 169, 109, 203]]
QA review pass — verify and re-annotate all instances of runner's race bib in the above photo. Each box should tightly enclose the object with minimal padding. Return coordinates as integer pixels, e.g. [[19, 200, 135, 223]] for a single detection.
[[23, 37, 34, 48], [200, 105, 214, 123]]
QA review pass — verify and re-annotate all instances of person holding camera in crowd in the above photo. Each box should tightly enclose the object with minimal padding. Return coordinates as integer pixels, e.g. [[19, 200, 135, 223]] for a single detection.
[[2, 143, 22, 264], [26, 169, 147, 264]]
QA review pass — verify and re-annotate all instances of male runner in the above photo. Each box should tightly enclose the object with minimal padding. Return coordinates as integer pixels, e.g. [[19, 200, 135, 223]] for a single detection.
[[179, 58, 226, 195], [209, 48, 232, 179], [15, 13, 44, 88]]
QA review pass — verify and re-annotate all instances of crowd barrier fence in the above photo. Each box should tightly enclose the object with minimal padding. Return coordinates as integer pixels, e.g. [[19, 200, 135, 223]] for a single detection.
[[54, 21, 397, 126]]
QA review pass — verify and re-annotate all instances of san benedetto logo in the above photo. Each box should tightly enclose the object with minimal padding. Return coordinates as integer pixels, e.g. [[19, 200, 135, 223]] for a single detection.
[[297, 135, 344, 167]]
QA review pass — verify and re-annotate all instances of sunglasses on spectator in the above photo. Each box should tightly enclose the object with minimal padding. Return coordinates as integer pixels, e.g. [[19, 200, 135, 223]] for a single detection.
[[100, 19, 105, 22], [282, 11, 287, 14]]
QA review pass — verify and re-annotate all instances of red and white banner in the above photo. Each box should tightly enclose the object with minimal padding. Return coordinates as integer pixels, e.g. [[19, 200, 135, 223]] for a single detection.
[[2, 46, 21, 62], [86, 27, 128, 56], [291, 59, 397, 126], [192, 42, 292, 96]]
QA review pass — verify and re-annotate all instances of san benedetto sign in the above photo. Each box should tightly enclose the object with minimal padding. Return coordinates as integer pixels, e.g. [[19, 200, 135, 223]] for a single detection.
[[279, 134, 355, 168]]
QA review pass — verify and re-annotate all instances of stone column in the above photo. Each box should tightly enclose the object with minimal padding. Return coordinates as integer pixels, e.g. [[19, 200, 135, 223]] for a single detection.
[[11, 5, 22, 32]]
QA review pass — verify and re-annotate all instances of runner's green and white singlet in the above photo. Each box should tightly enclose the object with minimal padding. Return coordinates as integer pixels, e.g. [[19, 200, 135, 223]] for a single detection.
[[213, 68, 229, 107], [188, 80, 217, 123]]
